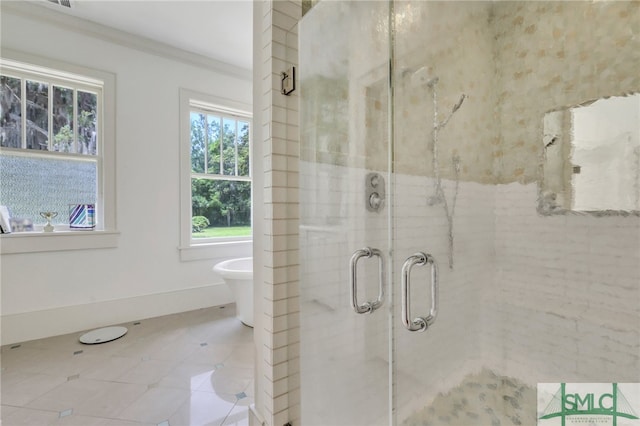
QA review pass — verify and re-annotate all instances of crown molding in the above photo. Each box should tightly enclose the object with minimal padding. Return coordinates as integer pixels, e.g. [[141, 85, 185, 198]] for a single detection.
[[1, 1, 252, 82]]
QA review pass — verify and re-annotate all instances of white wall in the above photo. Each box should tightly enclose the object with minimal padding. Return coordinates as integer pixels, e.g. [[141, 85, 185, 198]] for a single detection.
[[491, 183, 640, 385], [0, 4, 252, 345]]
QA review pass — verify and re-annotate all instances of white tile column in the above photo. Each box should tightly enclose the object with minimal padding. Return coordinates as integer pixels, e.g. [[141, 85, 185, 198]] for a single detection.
[[251, 1, 302, 425]]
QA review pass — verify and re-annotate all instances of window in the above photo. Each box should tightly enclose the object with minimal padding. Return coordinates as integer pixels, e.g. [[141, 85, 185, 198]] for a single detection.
[[179, 89, 252, 261], [0, 55, 116, 253]]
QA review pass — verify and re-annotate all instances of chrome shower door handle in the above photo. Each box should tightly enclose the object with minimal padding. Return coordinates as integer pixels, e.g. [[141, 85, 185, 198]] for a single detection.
[[349, 247, 385, 314], [401, 252, 438, 332]]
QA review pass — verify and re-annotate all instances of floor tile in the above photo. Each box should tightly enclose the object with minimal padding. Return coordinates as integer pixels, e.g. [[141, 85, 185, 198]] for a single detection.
[[25, 351, 109, 377], [1, 347, 51, 371], [221, 404, 250, 426], [0, 406, 59, 425], [80, 355, 141, 381], [156, 362, 215, 390], [116, 358, 178, 385], [0, 404, 19, 417], [0, 372, 68, 406], [182, 343, 236, 366], [72, 381, 148, 418], [197, 366, 253, 397], [168, 390, 236, 426], [192, 319, 252, 345], [51, 413, 155, 425], [109, 336, 164, 360], [222, 343, 254, 369], [0, 305, 254, 426], [75, 333, 138, 358], [147, 336, 201, 362], [243, 380, 255, 398], [26, 378, 109, 412], [234, 394, 254, 408], [116, 386, 191, 424]]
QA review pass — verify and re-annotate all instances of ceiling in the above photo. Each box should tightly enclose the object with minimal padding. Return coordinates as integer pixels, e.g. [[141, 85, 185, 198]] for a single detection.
[[43, 0, 253, 71]]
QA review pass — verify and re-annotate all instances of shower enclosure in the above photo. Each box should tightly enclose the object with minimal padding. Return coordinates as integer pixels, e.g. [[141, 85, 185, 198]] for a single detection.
[[299, 2, 639, 425]]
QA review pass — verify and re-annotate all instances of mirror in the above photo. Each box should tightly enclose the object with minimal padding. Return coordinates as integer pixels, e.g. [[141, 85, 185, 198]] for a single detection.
[[539, 93, 640, 216]]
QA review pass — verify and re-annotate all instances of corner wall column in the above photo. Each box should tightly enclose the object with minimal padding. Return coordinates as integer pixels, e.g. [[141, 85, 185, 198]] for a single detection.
[[252, 1, 302, 425]]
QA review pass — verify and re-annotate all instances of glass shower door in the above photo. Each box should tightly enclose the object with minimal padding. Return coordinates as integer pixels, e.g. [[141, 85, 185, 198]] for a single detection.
[[299, 2, 393, 425], [391, 2, 506, 423], [391, 2, 640, 425], [300, 1, 639, 425]]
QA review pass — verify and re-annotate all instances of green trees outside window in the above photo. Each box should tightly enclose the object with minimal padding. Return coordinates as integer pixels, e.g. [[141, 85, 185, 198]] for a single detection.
[[1, 74, 97, 155], [0, 68, 100, 227], [190, 111, 251, 239]]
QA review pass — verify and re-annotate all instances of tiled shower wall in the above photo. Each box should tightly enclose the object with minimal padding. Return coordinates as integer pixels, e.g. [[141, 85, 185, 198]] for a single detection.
[[492, 1, 640, 184], [489, 183, 640, 385], [254, 1, 302, 426], [486, 1, 640, 384], [393, 174, 495, 419], [390, 0, 640, 389]]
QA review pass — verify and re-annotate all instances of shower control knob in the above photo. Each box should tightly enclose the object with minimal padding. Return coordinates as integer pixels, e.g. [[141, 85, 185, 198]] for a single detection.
[[369, 192, 382, 210], [365, 172, 385, 213]]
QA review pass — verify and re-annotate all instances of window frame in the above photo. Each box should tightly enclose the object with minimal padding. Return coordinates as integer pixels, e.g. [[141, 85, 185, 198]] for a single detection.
[[178, 89, 252, 262], [0, 50, 118, 254]]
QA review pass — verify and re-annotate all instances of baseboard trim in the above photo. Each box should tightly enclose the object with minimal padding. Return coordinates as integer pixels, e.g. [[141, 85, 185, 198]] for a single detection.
[[1, 283, 233, 346]]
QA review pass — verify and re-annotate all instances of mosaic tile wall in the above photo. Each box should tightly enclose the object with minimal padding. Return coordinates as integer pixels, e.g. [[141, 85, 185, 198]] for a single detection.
[[304, 1, 640, 186], [492, 1, 640, 185], [393, 1, 497, 183]]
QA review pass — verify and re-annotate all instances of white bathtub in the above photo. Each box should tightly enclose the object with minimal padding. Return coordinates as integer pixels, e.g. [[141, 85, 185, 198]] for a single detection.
[[213, 257, 253, 327]]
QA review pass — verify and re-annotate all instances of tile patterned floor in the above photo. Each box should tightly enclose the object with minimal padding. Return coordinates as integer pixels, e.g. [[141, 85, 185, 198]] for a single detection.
[[401, 369, 537, 426], [0, 305, 254, 426]]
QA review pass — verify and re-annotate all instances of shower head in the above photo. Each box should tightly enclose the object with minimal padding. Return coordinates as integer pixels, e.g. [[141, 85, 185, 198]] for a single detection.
[[410, 66, 439, 88]]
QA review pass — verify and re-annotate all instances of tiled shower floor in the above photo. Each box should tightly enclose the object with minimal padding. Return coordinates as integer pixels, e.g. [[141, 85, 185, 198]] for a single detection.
[[402, 369, 537, 426], [0, 305, 254, 426]]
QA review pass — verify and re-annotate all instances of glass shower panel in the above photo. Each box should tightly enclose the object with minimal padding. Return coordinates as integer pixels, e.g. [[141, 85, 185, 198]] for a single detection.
[[299, 2, 393, 425], [393, 2, 640, 425], [392, 2, 499, 424], [300, 1, 639, 425]]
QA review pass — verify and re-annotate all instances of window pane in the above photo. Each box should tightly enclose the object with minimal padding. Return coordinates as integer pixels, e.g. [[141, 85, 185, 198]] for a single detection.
[[207, 115, 221, 174], [0, 153, 96, 227], [238, 121, 250, 177], [52, 86, 74, 153], [0, 75, 22, 148], [26, 80, 49, 151], [191, 178, 251, 239], [77, 90, 97, 155], [190, 112, 205, 173], [222, 118, 237, 175]]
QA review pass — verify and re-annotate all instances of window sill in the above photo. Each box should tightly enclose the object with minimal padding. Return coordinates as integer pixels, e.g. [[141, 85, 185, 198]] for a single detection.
[[179, 239, 252, 262], [0, 230, 120, 254]]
